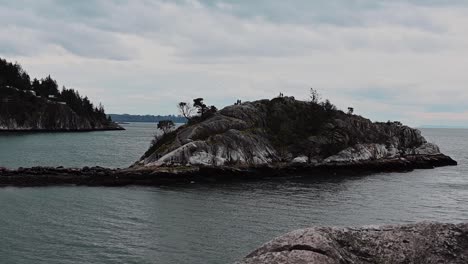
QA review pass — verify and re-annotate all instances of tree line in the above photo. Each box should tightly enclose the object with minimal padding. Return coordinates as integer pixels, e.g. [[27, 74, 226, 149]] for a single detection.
[[0, 57, 109, 122]]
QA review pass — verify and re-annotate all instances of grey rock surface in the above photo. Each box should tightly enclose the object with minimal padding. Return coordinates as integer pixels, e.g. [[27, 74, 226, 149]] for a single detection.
[[238, 222, 468, 264]]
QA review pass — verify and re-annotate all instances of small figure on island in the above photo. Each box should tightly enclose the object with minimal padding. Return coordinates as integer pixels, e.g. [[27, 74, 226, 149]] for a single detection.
[[279, 92, 284, 97], [234, 99, 242, 105], [347, 107, 354, 115]]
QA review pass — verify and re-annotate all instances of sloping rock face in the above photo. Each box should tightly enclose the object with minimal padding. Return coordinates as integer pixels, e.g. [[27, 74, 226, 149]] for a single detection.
[[237, 222, 468, 264], [0, 101, 122, 131], [138, 97, 449, 167]]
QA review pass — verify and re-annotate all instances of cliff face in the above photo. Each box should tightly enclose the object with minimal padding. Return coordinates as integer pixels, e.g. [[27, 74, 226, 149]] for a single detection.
[[0, 95, 122, 131], [138, 97, 447, 167], [237, 222, 468, 264]]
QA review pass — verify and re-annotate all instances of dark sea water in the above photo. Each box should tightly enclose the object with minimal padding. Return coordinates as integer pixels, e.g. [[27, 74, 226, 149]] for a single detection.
[[0, 124, 467, 264], [0, 123, 157, 169]]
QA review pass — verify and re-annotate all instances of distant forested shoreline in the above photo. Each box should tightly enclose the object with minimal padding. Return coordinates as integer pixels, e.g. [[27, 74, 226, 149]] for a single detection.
[[0, 57, 121, 131], [109, 114, 187, 123]]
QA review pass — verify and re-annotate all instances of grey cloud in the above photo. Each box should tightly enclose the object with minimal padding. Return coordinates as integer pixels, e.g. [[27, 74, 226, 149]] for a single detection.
[[1, 0, 468, 126], [0, 0, 134, 60], [0, 0, 463, 60]]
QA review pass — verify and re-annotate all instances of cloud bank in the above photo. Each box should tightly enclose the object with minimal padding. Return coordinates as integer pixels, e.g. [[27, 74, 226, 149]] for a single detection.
[[1, 0, 467, 126]]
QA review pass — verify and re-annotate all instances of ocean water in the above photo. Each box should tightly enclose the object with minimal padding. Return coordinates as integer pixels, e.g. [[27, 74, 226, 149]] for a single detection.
[[0, 125, 467, 264], [0, 123, 157, 169]]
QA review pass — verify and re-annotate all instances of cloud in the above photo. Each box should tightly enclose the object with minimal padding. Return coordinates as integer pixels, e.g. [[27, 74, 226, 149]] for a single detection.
[[0, 0, 135, 60], [1, 0, 468, 127]]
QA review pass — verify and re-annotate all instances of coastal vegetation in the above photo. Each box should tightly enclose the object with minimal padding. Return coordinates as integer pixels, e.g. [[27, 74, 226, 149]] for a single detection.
[[157, 120, 175, 135], [177, 98, 218, 124], [0, 57, 119, 130]]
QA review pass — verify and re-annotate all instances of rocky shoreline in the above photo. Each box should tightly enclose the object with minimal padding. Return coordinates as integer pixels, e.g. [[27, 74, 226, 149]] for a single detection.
[[0, 153, 456, 187], [237, 222, 468, 264]]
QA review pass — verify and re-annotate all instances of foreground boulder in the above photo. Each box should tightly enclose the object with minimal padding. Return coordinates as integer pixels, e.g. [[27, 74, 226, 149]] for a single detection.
[[137, 97, 455, 170], [237, 222, 468, 264]]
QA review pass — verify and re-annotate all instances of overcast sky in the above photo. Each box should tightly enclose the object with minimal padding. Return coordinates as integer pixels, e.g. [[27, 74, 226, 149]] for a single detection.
[[1, 0, 467, 126]]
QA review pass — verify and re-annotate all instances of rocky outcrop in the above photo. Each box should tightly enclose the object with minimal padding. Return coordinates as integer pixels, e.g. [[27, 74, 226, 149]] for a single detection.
[[137, 97, 454, 170], [237, 222, 468, 264], [0, 100, 123, 131]]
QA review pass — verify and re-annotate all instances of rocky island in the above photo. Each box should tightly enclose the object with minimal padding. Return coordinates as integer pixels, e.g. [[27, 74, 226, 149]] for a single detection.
[[0, 94, 457, 186], [0, 58, 122, 131], [136, 96, 455, 169]]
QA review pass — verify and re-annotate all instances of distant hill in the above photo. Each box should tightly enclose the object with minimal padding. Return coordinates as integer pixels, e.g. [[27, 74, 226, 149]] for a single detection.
[[109, 114, 187, 123], [0, 57, 122, 131]]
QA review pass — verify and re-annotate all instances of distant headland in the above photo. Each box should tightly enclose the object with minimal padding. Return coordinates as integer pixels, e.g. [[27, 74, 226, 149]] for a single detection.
[[109, 114, 187, 124], [0, 58, 123, 131]]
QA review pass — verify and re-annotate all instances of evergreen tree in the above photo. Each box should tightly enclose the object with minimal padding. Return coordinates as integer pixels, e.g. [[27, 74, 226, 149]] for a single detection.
[[0, 57, 113, 125]]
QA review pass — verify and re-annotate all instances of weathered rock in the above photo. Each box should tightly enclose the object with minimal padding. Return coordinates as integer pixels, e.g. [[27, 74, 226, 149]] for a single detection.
[[324, 144, 392, 163], [292, 156, 309, 164], [409, 142, 441, 155], [237, 222, 468, 264]]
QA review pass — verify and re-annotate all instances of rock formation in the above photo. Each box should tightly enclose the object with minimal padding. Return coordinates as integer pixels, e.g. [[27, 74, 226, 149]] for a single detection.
[[0, 101, 123, 131], [137, 97, 454, 169], [237, 222, 468, 264]]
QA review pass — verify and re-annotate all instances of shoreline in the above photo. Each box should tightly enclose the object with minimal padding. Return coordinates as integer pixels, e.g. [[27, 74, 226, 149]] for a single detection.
[[0, 154, 457, 187]]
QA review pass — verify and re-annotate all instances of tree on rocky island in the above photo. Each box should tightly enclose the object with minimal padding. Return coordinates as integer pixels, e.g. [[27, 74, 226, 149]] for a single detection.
[[190, 98, 217, 122], [321, 99, 337, 112], [177, 102, 195, 120], [310, 88, 321, 104], [157, 120, 175, 135], [193, 98, 208, 116]]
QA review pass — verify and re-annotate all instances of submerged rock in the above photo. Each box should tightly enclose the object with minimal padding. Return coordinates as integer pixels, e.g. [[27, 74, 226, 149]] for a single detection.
[[237, 222, 468, 264]]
